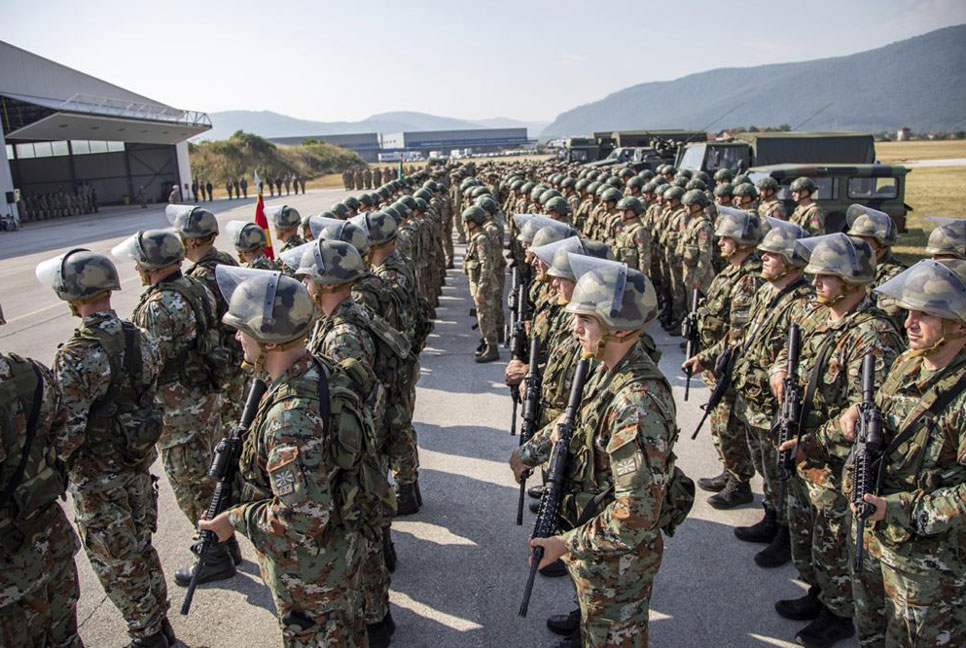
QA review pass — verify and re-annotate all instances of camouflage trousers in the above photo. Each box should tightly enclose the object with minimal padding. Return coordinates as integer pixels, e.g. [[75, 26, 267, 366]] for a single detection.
[[387, 366, 420, 486], [705, 383, 756, 482], [667, 257, 686, 324], [443, 212, 455, 265], [497, 267, 506, 335], [255, 532, 367, 648], [788, 477, 854, 618], [852, 534, 966, 648], [0, 505, 82, 648], [220, 372, 248, 432], [72, 470, 169, 639], [566, 534, 663, 648], [471, 283, 500, 349], [745, 422, 785, 525], [362, 529, 390, 624]]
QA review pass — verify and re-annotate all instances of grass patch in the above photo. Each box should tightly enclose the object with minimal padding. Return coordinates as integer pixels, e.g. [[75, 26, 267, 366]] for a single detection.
[[893, 165, 966, 264], [876, 140, 966, 163]]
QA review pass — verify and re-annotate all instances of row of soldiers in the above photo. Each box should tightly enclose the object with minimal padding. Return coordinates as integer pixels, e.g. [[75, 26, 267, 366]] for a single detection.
[[342, 166, 421, 191], [18, 184, 99, 222], [0, 170, 459, 647], [452, 157, 966, 648]]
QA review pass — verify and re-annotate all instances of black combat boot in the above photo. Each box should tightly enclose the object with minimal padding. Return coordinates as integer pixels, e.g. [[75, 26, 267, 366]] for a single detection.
[[367, 614, 392, 648], [476, 345, 499, 363], [546, 608, 580, 636], [173, 542, 236, 587], [775, 585, 822, 621], [226, 534, 242, 565], [795, 606, 855, 648], [527, 484, 546, 499], [161, 618, 176, 646], [697, 469, 729, 493], [755, 524, 792, 568], [414, 476, 423, 506], [475, 340, 486, 356], [707, 476, 754, 509], [539, 558, 567, 578], [529, 500, 541, 514], [734, 506, 778, 543], [395, 483, 420, 516], [127, 626, 170, 648]]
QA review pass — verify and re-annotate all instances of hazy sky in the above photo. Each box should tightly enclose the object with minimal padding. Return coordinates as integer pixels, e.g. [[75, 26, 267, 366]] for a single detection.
[[3, 0, 965, 124]]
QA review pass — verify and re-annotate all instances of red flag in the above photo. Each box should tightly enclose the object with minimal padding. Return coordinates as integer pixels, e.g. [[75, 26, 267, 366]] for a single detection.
[[254, 191, 274, 259]]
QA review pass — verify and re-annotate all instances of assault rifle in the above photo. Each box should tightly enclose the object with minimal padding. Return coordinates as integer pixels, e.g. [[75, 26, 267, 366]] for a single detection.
[[515, 335, 542, 525], [775, 324, 801, 522], [683, 289, 700, 401], [691, 347, 738, 440], [519, 355, 591, 617], [181, 378, 267, 615], [851, 353, 883, 572], [505, 266, 521, 350], [508, 278, 529, 437]]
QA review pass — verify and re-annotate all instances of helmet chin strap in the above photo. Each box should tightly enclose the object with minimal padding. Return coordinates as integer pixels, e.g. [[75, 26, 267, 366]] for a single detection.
[[910, 321, 966, 357], [590, 325, 644, 360]]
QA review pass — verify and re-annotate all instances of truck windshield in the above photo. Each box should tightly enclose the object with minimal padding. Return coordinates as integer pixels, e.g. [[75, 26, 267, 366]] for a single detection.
[[678, 144, 705, 171], [705, 146, 746, 173], [848, 177, 898, 199]]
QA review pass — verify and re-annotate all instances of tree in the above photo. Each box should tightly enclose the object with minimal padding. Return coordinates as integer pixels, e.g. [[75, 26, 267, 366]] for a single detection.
[[778, 123, 791, 132]]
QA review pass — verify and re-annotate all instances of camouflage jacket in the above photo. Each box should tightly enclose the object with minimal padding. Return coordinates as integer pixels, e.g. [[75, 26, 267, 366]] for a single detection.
[[537, 304, 579, 426], [661, 207, 688, 258], [483, 220, 507, 270], [789, 202, 826, 236], [463, 230, 495, 295], [758, 198, 786, 220], [373, 250, 418, 337], [871, 253, 908, 332], [864, 349, 966, 572], [614, 219, 650, 272], [229, 354, 366, 615], [696, 254, 763, 359], [676, 212, 714, 274], [246, 254, 285, 273], [558, 344, 677, 558], [352, 272, 400, 331], [730, 278, 814, 429], [773, 297, 902, 487], [278, 234, 305, 253], [54, 310, 161, 488], [186, 246, 238, 313], [309, 299, 377, 388]]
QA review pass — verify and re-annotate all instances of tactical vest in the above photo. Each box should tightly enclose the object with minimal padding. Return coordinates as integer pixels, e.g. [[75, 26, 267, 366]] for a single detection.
[[0, 355, 65, 551], [76, 321, 162, 464]]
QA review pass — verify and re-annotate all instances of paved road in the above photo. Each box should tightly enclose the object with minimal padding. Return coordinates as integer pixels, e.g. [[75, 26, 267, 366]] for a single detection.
[[0, 199, 857, 647], [903, 157, 966, 167]]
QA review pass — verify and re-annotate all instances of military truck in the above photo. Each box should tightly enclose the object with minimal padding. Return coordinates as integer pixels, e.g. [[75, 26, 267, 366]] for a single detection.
[[559, 129, 707, 165], [560, 137, 604, 163], [747, 163, 912, 232], [676, 131, 876, 175], [583, 146, 671, 171]]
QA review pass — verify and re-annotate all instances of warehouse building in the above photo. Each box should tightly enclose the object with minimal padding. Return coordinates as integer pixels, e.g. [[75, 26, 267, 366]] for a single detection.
[[381, 127, 529, 155], [0, 40, 210, 224], [267, 132, 381, 162]]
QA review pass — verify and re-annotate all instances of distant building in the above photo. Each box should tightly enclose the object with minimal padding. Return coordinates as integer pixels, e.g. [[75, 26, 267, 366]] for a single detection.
[[897, 127, 911, 141], [381, 128, 529, 157], [267, 132, 381, 162]]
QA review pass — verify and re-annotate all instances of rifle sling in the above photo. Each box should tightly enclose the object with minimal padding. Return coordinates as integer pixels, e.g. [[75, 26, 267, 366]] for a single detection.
[[797, 335, 837, 438], [881, 371, 966, 457]]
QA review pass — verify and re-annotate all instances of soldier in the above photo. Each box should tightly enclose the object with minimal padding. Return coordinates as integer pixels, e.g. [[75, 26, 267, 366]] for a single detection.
[[613, 196, 650, 272], [925, 216, 966, 260], [284, 176, 292, 196], [714, 182, 734, 207], [477, 195, 508, 337], [364, 167, 373, 189], [205, 180, 213, 202], [234, 179, 241, 198], [511, 258, 686, 648], [110, 230, 235, 585], [240, 177, 248, 198], [733, 183, 760, 214], [846, 205, 907, 331], [462, 206, 500, 362], [268, 205, 306, 252], [756, 177, 787, 220], [226, 220, 284, 271], [714, 168, 734, 187], [0, 298, 83, 648], [199, 267, 371, 647], [841, 259, 966, 648], [682, 208, 763, 509], [355, 169, 365, 192], [373, 167, 383, 188], [788, 177, 826, 236], [674, 189, 715, 330], [771, 233, 902, 647], [37, 250, 173, 648], [226, 181, 234, 199]]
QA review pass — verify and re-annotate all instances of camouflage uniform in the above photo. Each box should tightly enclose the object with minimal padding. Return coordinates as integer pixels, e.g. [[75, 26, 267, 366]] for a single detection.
[[614, 218, 650, 272], [483, 217, 507, 334], [279, 233, 306, 253], [676, 209, 715, 323], [773, 298, 901, 618], [695, 254, 762, 483], [230, 354, 368, 647], [871, 253, 907, 333], [463, 227, 499, 351], [0, 354, 82, 648], [132, 272, 224, 526], [759, 198, 786, 220], [850, 349, 966, 648], [246, 253, 285, 272], [789, 202, 826, 236], [55, 310, 169, 640]]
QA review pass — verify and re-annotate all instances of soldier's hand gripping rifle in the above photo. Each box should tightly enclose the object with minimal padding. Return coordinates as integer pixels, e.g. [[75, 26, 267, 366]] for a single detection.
[[181, 378, 267, 615], [775, 324, 801, 523], [851, 353, 883, 572], [691, 345, 738, 440], [508, 279, 529, 437], [683, 288, 700, 401], [515, 334, 542, 525], [519, 355, 591, 617]]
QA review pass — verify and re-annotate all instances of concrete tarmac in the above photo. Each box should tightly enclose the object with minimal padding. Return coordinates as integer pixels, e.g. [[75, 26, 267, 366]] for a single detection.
[[0, 197, 857, 647]]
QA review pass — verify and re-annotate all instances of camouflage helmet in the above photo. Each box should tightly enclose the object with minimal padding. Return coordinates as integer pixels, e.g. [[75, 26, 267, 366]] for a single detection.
[[625, 176, 645, 192], [733, 183, 758, 200], [758, 217, 809, 267], [382, 205, 402, 224], [574, 178, 590, 192], [601, 187, 623, 204], [874, 259, 966, 324], [533, 236, 584, 277], [329, 203, 349, 219], [582, 240, 614, 261], [561, 177, 577, 189], [662, 165, 678, 176], [36, 248, 121, 302], [682, 189, 709, 208], [846, 204, 897, 247], [166, 204, 218, 239], [392, 202, 412, 220], [510, 179, 526, 191], [400, 195, 418, 210], [343, 196, 360, 211], [111, 229, 184, 270], [520, 181, 535, 194], [531, 223, 578, 249], [413, 188, 433, 202], [790, 177, 817, 195], [475, 195, 500, 215], [546, 238, 613, 281], [470, 186, 490, 200], [293, 239, 366, 285], [672, 176, 689, 188], [267, 205, 302, 229], [756, 176, 780, 192], [676, 169, 693, 181], [663, 186, 685, 202], [652, 176, 668, 188], [566, 257, 657, 329], [351, 211, 397, 246], [797, 233, 875, 284], [217, 267, 315, 344], [925, 218, 966, 259], [685, 178, 708, 192], [313, 217, 370, 256], [225, 220, 268, 253], [641, 181, 658, 195], [618, 167, 636, 180], [616, 196, 644, 215], [530, 184, 547, 202], [713, 168, 734, 183], [714, 207, 763, 246], [587, 181, 602, 196], [413, 197, 430, 213], [639, 169, 656, 181], [461, 205, 487, 225], [545, 196, 570, 217], [606, 176, 623, 190], [733, 174, 750, 187], [713, 182, 734, 198], [358, 193, 374, 208], [539, 189, 561, 205]]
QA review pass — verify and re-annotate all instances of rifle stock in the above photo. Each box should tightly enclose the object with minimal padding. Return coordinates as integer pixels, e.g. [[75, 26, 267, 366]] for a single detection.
[[516, 335, 542, 525], [683, 289, 700, 401], [776, 324, 801, 522]]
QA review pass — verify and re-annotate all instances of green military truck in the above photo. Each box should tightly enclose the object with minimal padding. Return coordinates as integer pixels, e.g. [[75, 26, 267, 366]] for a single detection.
[[676, 131, 876, 175], [559, 129, 707, 165], [747, 163, 912, 232]]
